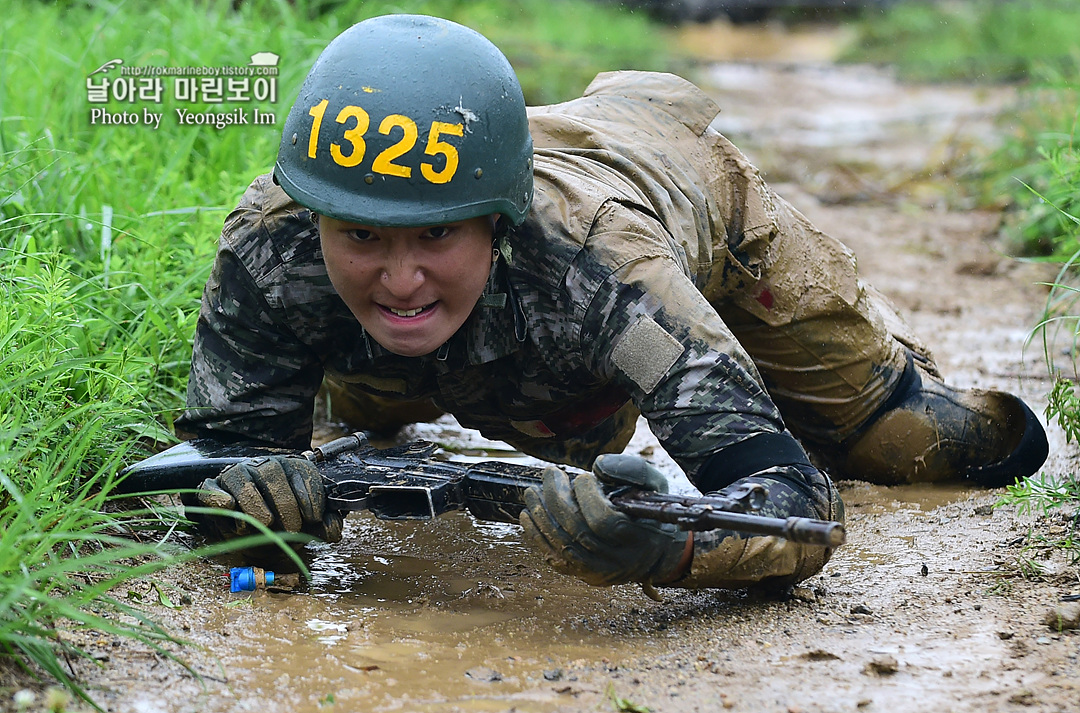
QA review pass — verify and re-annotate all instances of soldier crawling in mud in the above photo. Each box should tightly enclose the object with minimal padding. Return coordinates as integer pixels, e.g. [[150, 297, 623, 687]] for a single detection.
[[175, 14, 1049, 592]]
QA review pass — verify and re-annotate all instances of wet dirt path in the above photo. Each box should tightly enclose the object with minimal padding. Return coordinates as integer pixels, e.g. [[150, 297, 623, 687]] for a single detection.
[[31, 24, 1080, 713]]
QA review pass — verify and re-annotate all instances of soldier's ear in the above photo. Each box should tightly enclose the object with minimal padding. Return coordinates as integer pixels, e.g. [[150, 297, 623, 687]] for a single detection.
[[491, 214, 511, 240]]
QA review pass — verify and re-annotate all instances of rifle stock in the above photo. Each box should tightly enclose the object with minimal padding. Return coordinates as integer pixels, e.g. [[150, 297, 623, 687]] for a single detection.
[[118, 432, 845, 547]]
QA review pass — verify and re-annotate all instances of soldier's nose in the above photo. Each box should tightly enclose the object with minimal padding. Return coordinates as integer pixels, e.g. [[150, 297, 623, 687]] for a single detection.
[[380, 259, 424, 296]]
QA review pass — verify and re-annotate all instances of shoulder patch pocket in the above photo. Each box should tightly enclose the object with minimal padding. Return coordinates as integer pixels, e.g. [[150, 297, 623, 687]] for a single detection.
[[611, 315, 684, 394]]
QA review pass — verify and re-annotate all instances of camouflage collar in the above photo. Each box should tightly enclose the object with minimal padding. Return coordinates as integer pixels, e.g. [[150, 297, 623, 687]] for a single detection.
[[461, 257, 527, 365]]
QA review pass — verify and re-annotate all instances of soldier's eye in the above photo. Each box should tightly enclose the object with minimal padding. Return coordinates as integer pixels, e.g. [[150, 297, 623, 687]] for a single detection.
[[347, 229, 375, 242], [424, 226, 451, 239]]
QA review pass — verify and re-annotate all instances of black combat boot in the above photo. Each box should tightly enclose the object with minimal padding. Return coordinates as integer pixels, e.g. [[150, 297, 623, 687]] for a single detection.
[[826, 354, 1048, 486]]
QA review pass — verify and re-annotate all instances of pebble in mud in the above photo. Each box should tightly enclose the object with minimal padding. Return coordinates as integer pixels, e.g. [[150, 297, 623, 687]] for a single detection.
[[863, 656, 899, 676], [464, 667, 503, 683], [1043, 602, 1080, 631]]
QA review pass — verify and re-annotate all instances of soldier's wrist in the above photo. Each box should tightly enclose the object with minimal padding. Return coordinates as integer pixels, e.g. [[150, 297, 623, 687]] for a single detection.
[[655, 531, 694, 584]]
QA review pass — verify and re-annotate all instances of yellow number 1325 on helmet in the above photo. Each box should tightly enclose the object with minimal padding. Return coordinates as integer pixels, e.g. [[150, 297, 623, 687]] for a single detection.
[[274, 14, 534, 228]]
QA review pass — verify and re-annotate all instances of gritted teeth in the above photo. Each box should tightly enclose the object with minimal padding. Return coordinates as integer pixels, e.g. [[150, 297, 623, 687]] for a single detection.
[[386, 304, 431, 317]]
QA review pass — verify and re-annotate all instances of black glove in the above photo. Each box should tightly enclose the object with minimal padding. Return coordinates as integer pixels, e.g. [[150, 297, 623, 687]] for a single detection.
[[519, 454, 689, 586], [187, 455, 343, 542]]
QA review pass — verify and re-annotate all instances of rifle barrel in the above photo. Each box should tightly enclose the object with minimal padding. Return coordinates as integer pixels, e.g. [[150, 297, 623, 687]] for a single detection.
[[610, 492, 845, 547]]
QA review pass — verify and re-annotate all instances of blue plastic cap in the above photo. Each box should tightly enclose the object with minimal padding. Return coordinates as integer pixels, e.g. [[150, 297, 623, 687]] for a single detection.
[[230, 567, 255, 592], [229, 566, 275, 592]]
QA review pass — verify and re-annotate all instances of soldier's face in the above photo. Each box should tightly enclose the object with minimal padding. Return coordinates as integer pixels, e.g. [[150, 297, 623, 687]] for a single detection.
[[319, 215, 495, 357]]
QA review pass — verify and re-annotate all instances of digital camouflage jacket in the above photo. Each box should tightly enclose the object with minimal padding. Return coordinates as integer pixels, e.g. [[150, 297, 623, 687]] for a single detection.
[[178, 71, 798, 487]]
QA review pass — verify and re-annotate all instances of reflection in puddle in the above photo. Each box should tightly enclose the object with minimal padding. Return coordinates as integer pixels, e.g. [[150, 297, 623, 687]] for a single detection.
[[202, 473, 989, 711], [831, 479, 990, 578], [306, 618, 349, 645]]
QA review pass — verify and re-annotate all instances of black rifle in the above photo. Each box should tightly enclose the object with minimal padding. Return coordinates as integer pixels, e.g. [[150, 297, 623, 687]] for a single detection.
[[118, 432, 845, 547]]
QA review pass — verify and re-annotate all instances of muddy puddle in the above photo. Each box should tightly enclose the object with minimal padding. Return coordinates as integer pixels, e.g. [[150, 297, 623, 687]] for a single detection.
[[195, 518, 642, 712], [184, 419, 692, 712], [165, 416, 1000, 713]]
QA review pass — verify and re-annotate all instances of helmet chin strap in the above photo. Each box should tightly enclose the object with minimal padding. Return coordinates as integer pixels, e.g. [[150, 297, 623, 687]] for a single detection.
[[490, 214, 515, 265], [490, 214, 504, 263]]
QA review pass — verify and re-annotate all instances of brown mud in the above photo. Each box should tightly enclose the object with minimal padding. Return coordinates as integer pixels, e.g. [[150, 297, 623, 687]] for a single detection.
[[9, 24, 1080, 713]]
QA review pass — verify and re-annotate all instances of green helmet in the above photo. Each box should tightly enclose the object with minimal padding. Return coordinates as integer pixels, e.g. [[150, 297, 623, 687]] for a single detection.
[[274, 14, 534, 227]]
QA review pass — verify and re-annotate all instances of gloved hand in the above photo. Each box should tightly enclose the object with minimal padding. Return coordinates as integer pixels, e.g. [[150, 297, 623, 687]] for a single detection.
[[185, 455, 343, 542], [519, 454, 690, 586]]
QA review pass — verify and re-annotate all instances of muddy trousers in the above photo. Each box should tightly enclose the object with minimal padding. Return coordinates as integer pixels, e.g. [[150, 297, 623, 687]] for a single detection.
[[710, 200, 935, 466], [685, 127, 1055, 493], [692, 130, 934, 451]]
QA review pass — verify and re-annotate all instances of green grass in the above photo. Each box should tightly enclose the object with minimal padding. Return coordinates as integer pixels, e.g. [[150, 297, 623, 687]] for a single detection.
[[844, 0, 1080, 83], [0, 240, 182, 703], [991, 123, 1080, 576], [995, 467, 1080, 577], [0, 0, 675, 702], [842, 1, 1080, 258], [990, 154, 1080, 581], [998, 91, 1080, 256], [1000, 469, 1080, 516]]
